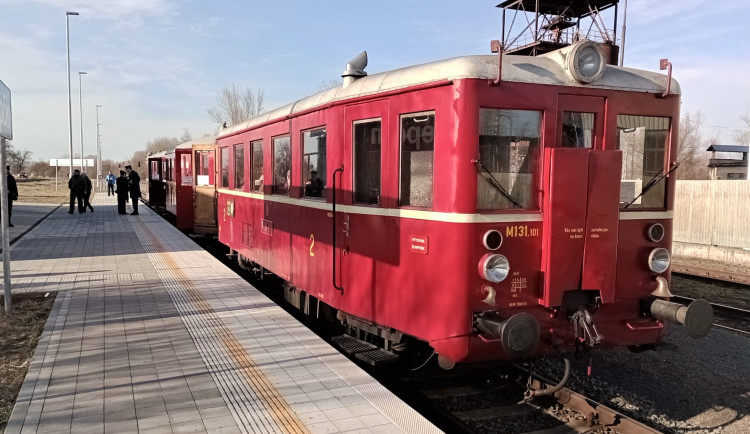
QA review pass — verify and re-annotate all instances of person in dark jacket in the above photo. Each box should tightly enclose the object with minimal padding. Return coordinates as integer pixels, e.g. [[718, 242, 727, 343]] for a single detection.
[[115, 170, 129, 214], [81, 172, 94, 212], [4, 166, 18, 227], [68, 169, 86, 214], [125, 165, 141, 215]]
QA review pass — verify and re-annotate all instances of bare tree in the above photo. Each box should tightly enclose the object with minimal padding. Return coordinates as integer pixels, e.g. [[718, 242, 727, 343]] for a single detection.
[[207, 84, 266, 127], [316, 79, 341, 92], [179, 128, 192, 144], [677, 111, 713, 180], [8, 148, 33, 173], [732, 114, 750, 147]]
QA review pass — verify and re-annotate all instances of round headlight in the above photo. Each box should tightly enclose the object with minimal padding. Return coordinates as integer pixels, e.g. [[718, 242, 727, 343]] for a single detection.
[[483, 230, 503, 250], [479, 254, 510, 283], [566, 41, 605, 83], [647, 223, 665, 242], [648, 248, 671, 274]]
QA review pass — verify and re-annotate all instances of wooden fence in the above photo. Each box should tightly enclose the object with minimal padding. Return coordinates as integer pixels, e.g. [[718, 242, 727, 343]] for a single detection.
[[673, 180, 750, 249]]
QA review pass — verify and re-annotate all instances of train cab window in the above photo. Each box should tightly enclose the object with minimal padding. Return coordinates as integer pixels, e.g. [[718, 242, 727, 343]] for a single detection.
[[273, 136, 291, 195], [353, 119, 381, 205], [220, 147, 230, 188], [250, 140, 263, 192], [617, 115, 670, 209], [234, 144, 245, 190], [477, 109, 541, 210], [302, 127, 326, 199], [400, 112, 435, 208], [562, 112, 594, 148]]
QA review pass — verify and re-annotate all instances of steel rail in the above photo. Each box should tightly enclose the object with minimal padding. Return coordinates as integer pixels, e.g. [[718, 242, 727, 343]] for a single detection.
[[672, 264, 750, 286]]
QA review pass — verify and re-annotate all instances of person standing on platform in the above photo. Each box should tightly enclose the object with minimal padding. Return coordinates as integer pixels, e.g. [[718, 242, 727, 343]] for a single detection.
[[3, 166, 18, 227], [68, 169, 85, 214], [106, 171, 116, 196], [125, 165, 141, 215], [81, 172, 94, 212], [115, 170, 129, 214]]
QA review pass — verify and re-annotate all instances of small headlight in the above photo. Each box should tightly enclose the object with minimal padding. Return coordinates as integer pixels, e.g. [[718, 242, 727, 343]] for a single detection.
[[577, 46, 602, 77], [648, 248, 671, 274], [647, 223, 665, 242], [479, 254, 510, 283], [483, 230, 503, 250]]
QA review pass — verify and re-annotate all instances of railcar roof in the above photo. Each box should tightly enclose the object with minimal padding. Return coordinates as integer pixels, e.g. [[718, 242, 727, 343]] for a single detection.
[[220, 53, 679, 139], [175, 135, 217, 149]]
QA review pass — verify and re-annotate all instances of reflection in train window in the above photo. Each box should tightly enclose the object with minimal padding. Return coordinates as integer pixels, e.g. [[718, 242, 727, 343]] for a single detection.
[[618, 115, 670, 209], [477, 109, 541, 210], [251, 140, 263, 193], [562, 112, 594, 148], [273, 136, 291, 195], [234, 144, 244, 190], [353, 119, 381, 205], [302, 127, 326, 198], [220, 147, 230, 188], [400, 112, 435, 208]]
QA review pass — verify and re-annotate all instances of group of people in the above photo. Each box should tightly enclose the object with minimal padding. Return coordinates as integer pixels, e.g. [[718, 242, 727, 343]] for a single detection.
[[68, 165, 141, 215]]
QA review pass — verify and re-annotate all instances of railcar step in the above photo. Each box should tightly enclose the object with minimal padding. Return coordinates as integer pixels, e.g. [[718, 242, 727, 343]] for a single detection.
[[354, 349, 399, 366], [331, 335, 377, 355]]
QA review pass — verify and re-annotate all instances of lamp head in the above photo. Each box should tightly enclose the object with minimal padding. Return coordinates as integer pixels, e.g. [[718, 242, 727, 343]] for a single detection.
[[66, 11, 79, 16], [79, 71, 87, 75]]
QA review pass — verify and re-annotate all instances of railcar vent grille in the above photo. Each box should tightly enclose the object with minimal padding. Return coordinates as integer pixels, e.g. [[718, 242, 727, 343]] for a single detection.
[[242, 222, 254, 248]]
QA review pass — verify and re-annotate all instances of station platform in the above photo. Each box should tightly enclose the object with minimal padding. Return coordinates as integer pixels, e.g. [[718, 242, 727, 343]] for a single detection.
[[2, 196, 440, 434]]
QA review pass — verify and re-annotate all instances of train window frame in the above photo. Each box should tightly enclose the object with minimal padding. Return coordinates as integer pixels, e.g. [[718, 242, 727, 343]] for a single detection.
[[272, 135, 291, 196], [219, 146, 230, 188], [352, 117, 382, 206], [234, 143, 245, 191], [616, 115, 671, 210], [399, 111, 435, 209], [250, 139, 264, 194], [477, 108, 543, 212], [301, 126, 327, 201]]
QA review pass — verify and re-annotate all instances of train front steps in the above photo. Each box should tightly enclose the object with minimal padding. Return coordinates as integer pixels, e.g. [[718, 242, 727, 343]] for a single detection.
[[332, 335, 399, 366]]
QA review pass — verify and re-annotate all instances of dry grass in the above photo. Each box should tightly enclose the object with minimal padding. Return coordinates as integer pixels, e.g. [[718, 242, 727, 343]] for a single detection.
[[0, 293, 57, 431], [15, 177, 99, 204]]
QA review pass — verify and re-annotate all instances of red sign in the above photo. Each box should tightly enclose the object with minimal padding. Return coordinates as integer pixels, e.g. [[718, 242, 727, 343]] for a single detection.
[[409, 235, 429, 255]]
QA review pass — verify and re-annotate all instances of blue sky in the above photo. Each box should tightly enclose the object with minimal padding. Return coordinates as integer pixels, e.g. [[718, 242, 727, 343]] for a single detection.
[[0, 0, 748, 162]]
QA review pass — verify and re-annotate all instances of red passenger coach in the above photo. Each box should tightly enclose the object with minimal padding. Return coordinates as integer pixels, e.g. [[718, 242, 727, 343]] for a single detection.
[[213, 40, 713, 371]]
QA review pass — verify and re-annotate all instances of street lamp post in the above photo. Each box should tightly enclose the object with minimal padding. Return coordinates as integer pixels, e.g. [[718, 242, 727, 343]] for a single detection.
[[66, 11, 79, 178], [96, 104, 102, 190], [78, 71, 87, 172]]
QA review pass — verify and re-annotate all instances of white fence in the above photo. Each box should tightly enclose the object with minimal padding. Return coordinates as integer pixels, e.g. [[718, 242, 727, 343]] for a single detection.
[[674, 180, 750, 249]]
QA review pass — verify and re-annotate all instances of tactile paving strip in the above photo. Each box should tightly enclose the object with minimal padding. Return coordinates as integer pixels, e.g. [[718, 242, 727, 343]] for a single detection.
[[134, 221, 309, 434]]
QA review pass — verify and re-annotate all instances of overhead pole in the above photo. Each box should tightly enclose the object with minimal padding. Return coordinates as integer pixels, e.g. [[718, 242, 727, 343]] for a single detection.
[[1, 78, 13, 314], [96, 105, 102, 190], [620, 0, 628, 66], [65, 11, 79, 179]]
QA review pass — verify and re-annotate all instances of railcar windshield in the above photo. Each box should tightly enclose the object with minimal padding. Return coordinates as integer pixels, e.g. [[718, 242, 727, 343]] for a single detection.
[[617, 115, 670, 209], [477, 109, 541, 210]]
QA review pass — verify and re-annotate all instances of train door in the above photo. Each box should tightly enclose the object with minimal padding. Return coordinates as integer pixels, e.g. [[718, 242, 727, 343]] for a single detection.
[[338, 101, 390, 321], [542, 95, 619, 307], [175, 149, 194, 230], [193, 145, 217, 234], [148, 157, 166, 208]]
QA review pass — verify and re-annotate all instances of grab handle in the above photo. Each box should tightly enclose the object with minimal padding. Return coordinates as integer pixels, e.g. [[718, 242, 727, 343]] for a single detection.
[[332, 165, 344, 292]]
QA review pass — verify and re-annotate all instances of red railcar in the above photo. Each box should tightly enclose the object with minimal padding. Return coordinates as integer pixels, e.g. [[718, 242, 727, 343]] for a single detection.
[[212, 41, 711, 368]]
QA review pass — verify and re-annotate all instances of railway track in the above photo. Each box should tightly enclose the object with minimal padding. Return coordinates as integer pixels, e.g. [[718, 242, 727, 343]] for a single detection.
[[672, 263, 750, 286], [403, 364, 660, 433], [671, 295, 750, 336]]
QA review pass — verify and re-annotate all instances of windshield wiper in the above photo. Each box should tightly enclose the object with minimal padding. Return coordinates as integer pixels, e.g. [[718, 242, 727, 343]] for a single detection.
[[623, 162, 680, 209], [473, 159, 524, 209]]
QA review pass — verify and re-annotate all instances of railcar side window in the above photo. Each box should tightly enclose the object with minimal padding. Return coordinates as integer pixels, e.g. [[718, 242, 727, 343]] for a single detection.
[[195, 151, 214, 186], [234, 144, 245, 190], [251, 140, 263, 193], [302, 127, 326, 198], [220, 147, 230, 188], [273, 136, 291, 195], [617, 115, 670, 209], [400, 112, 435, 207], [353, 120, 381, 205], [150, 161, 159, 181], [478, 109, 541, 210], [181, 154, 192, 185], [562, 112, 594, 148]]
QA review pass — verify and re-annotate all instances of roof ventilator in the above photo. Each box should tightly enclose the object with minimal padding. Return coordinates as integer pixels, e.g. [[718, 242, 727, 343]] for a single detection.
[[342, 51, 368, 88]]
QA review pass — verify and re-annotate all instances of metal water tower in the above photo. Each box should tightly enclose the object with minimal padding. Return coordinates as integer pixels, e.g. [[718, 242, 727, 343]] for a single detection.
[[496, 0, 622, 64]]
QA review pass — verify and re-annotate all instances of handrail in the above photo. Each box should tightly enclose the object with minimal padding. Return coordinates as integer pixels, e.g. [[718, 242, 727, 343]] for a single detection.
[[332, 165, 344, 292]]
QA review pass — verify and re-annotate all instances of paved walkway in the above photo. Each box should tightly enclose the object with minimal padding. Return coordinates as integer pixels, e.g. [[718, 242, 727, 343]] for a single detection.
[[2, 195, 440, 434], [0, 202, 61, 249]]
